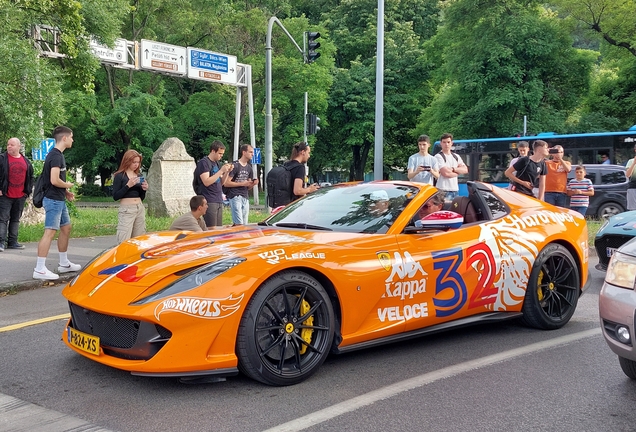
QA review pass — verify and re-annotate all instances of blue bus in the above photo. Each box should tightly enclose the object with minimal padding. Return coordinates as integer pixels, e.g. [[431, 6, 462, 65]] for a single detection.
[[433, 127, 636, 195]]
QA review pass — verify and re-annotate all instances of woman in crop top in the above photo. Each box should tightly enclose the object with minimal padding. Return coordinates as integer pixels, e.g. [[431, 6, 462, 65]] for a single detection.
[[112, 150, 148, 243]]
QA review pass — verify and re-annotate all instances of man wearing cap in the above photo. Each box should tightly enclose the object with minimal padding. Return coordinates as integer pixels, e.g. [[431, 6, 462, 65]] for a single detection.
[[369, 190, 390, 216], [407, 135, 440, 185]]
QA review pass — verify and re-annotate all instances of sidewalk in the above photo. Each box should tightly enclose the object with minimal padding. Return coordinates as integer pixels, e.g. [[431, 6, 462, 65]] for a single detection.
[[0, 235, 118, 294]]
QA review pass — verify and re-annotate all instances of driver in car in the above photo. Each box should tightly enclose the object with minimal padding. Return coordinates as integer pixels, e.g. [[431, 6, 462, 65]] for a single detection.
[[369, 190, 391, 216]]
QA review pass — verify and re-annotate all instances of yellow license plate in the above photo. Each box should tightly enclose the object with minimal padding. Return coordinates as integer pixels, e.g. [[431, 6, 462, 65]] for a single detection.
[[66, 326, 100, 356]]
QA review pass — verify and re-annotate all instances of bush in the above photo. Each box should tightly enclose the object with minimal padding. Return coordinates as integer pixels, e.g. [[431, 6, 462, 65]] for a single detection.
[[78, 183, 107, 197]]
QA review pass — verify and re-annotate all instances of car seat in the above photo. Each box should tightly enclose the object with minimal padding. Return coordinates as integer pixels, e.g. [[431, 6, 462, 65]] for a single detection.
[[449, 196, 479, 224]]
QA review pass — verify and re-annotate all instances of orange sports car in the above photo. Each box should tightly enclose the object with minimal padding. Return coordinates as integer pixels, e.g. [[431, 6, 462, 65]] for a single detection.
[[62, 181, 589, 386]]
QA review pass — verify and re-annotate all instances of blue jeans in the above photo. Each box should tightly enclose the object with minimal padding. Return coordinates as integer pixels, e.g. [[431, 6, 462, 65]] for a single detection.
[[43, 197, 70, 230], [229, 196, 249, 225], [0, 194, 26, 246], [570, 206, 588, 216], [544, 192, 567, 208]]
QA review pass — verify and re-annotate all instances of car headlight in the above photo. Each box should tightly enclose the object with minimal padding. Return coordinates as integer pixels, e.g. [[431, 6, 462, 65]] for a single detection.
[[605, 251, 636, 290], [131, 257, 246, 305], [597, 219, 609, 235]]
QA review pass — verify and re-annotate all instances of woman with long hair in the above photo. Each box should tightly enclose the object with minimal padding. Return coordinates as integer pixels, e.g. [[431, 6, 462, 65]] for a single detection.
[[112, 150, 148, 242]]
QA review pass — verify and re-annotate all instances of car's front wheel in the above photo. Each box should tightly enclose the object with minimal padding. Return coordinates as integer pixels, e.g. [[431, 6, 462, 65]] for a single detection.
[[619, 356, 636, 379], [521, 243, 580, 329], [237, 270, 335, 386]]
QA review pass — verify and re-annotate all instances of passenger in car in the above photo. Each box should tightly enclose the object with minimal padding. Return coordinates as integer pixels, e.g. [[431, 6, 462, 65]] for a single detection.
[[418, 192, 445, 218]]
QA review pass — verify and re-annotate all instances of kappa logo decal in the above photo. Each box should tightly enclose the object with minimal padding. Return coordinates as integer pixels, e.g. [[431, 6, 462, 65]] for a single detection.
[[154, 294, 244, 320], [376, 251, 392, 271]]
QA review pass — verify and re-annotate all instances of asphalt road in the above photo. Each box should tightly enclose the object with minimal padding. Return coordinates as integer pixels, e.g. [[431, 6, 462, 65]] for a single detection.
[[1, 256, 635, 432]]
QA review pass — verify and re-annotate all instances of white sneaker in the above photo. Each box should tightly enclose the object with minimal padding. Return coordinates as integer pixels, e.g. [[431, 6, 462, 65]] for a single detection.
[[58, 262, 82, 273], [33, 268, 60, 280]]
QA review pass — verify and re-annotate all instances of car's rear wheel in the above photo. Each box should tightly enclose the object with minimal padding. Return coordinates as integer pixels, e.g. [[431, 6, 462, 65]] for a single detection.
[[237, 270, 334, 386], [521, 244, 580, 330], [619, 356, 636, 379], [598, 202, 624, 218]]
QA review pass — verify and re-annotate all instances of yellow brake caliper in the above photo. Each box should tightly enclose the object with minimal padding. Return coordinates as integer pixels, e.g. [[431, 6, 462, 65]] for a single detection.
[[298, 297, 314, 355], [537, 271, 544, 302]]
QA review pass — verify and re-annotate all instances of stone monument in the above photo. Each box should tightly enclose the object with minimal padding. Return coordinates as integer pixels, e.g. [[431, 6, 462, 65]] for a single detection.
[[146, 137, 195, 217]]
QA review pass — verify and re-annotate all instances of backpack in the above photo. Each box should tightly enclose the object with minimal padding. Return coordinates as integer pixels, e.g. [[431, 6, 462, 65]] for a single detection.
[[266, 162, 295, 208], [436, 151, 459, 163], [193, 157, 212, 195], [32, 174, 48, 208], [434, 151, 460, 186]]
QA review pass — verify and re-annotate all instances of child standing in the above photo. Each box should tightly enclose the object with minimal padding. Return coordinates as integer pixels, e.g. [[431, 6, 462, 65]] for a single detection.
[[567, 165, 594, 216]]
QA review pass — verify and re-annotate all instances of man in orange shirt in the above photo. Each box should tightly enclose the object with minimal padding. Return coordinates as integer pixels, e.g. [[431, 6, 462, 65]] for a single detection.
[[544, 145, 571, 208]]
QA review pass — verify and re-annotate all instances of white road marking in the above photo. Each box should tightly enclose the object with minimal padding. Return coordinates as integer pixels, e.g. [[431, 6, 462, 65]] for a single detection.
[[265, 328, 601, 432]]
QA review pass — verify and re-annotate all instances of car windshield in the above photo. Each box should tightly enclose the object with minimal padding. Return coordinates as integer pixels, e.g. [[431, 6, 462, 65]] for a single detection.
[[262, 183, 420, 234]]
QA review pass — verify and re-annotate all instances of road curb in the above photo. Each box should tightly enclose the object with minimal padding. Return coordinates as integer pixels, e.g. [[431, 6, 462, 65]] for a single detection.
[[0, 274, 75, 295]]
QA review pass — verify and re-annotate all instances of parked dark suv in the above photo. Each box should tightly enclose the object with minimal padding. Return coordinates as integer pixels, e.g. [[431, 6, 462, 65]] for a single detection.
[[566, 164, 627, 218]]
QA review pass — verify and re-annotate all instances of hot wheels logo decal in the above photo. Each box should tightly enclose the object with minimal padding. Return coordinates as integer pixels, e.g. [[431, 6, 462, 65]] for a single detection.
[[154, 294, 244, 321]]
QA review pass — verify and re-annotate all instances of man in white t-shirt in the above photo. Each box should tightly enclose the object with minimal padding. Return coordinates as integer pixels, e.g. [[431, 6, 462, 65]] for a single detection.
[[434, 133, 468, 200], [407, 135, 440, 185]]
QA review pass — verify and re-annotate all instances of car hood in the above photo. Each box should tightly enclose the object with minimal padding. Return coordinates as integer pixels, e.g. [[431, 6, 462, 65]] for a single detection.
[[73, 225, 362, 299], [597, 210, 636, 237]]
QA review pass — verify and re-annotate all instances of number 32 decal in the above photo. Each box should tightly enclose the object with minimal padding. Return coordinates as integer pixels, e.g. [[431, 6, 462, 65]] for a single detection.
[[432, 243, 497, 318]]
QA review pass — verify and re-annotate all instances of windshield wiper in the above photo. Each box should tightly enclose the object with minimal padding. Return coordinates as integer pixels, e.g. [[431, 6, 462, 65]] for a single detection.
[[274, 223, 333, 231]]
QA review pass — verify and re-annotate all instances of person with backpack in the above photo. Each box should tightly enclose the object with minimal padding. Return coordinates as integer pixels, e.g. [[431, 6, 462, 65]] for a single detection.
[[194, 140, 233, 229], [434, 133, 468, 200], [33, 126, 80, 280], [505, 140, 549, 200], [223, 144, 258, 225], [0, 138, 33, 252], [266, 142, 319, 209]]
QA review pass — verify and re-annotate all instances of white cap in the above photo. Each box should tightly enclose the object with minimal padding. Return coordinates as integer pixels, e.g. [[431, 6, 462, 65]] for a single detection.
[[370, 190, 389, 201]]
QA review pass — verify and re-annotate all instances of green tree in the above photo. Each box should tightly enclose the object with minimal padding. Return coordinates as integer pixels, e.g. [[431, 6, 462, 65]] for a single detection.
[[0, 0, 128, 149], [418, 0, 596, 139], [321, 0, 438, 180]]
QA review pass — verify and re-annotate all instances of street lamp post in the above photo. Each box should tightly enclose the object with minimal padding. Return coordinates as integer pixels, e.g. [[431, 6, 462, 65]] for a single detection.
[[265, 16, 304, 209], [374, 0, 385, 181]]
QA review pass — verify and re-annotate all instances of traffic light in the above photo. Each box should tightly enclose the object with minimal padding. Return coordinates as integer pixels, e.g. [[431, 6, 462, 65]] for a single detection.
[[307, 113, 320, 135], [306, 32, 321, 64]]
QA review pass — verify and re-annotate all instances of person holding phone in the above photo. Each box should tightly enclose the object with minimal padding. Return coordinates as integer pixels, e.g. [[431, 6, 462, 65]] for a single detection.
[[112, 149, 148, 243], [407, 135, 439, 185], [544, 144, 571, 207]]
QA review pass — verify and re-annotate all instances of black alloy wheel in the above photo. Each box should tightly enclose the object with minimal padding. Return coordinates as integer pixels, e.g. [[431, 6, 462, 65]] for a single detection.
[[521, 243, 580, 330], [237, 270, 335, 386]]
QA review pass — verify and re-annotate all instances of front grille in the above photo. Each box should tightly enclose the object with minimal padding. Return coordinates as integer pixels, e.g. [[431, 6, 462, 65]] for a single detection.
[[68, 302, 173, 361], [69, 302, 139, 348], [595, 234, 635, 268]]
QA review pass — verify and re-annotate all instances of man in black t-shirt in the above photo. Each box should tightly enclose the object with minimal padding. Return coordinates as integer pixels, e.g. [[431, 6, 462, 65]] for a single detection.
[[505, 140, 549, 200], [33, 126, 81, 280], [196, 140, 233, 229], [223, 144, 258, 225], [288, 142, 319, 201]]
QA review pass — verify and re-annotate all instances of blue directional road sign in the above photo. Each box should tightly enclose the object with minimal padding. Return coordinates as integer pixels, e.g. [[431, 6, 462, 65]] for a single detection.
[[251, 148, 262, 165], [187, 47, 237, 85], [32, 138, 55, 161]]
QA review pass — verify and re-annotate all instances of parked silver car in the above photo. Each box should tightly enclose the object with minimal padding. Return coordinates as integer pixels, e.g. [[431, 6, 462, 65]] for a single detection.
[[599, 236, 636, 379]]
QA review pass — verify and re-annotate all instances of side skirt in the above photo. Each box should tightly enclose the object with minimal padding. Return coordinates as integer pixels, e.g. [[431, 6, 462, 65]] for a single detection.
[[334, 312, 524, 354]]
